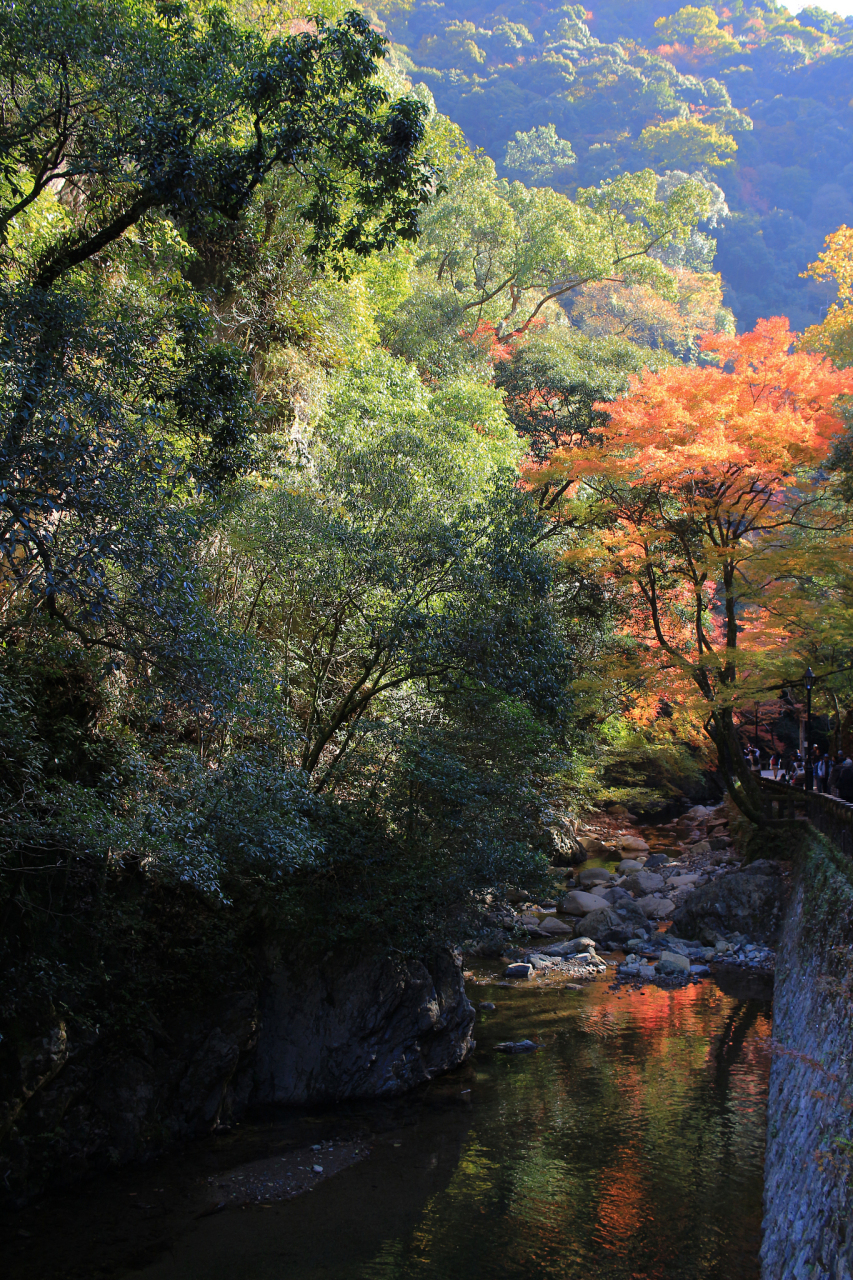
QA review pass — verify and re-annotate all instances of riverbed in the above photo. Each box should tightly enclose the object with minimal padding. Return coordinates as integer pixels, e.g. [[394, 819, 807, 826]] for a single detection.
[[3, 965, 771, 1280]]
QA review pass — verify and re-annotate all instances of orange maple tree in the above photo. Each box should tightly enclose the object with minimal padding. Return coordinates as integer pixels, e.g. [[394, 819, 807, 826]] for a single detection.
[[526, 317, 853, 820]]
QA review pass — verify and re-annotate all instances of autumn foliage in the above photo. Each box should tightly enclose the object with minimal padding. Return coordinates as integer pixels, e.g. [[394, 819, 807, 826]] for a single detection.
[[525, 317, 853, 815]]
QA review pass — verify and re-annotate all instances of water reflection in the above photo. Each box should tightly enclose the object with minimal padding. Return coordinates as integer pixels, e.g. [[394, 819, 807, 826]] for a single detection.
[[115, 976, 770, 1280]]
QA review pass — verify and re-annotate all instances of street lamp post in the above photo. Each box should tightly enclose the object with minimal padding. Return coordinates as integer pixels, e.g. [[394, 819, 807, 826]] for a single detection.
[[804, 667, 815, 791]]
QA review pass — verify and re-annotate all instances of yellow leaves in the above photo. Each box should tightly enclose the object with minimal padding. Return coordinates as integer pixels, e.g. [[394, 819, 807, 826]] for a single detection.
[[802, 225, 853, 301], [800, 226, 853, 369], [638, 117, 737, 170]]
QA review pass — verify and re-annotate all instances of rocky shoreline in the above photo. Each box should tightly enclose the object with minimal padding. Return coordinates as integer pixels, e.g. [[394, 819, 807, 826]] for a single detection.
[[474, 801, 788, 992]]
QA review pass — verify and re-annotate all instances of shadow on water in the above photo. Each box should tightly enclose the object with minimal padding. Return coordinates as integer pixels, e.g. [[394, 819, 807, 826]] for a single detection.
[[2, 971, 772, 1280]]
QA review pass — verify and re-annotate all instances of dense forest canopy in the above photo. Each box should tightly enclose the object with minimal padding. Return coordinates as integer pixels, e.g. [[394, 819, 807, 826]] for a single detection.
[[372, 0, 853, 329]]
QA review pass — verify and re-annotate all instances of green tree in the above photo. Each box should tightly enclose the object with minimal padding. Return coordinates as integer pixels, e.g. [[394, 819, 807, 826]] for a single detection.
[[504, 124, 576, 185]]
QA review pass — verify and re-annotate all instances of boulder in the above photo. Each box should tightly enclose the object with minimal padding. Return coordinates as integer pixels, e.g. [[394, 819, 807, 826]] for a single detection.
[[636, 895, 675, 919], [671, 869, 787, 943], [505, 963, 534, 979], [254, 950, 475, 1106], [658, 952, 690, 975], [540, 937, 596, 957], [618, 858, 644, 873], [620, 835, 650, 852], [577, 867, 613, 887], [559, 890, 606, 916], [575, 899, 648, 946], [644, 853, 671, 870], [600, 886, 633, 906], [689, 840, 712, 855], [577, 835, 620, 858], [538, 916, 572, 934], [623, 869, 666, 896]]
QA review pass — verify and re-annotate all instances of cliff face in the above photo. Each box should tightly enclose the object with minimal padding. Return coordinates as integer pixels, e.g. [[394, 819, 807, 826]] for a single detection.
[[761, 837, 853, 1280], [0, 948, 473, 1204], [253, 950, 475, 1105]]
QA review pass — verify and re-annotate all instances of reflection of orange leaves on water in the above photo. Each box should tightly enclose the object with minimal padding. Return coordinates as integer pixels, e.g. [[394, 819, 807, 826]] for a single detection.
[[595, 1147, 647, 1246]]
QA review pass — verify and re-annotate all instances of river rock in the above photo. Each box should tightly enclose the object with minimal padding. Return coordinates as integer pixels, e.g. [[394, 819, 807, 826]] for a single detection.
[[577, 867, 613, 886], [666, 873, 700, 889], [505, 963, 534, 979], [620, 835, 650, 852], [559, 890, 605, 915], [644, 853, 671, 870], [577, 835, 620, 858], [618, 858, 644, 873], [623, 869, 666, 896], [658, 951, 690, 974], [575, 899, 649, 945], [689, 839, 712, 855], [600, 886, 633, 906], [538, 916, 572, 934], [671, 869, 787, 943], [540, 937, 596, 956], [636, 895, 675, 919]]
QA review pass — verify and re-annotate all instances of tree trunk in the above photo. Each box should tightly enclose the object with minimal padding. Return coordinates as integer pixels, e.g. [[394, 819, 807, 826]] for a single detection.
[[706, 707, 767, 826]]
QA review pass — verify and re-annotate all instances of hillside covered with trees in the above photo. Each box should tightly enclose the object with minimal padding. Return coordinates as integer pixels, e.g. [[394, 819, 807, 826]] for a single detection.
[[375, 0, 853, 330]]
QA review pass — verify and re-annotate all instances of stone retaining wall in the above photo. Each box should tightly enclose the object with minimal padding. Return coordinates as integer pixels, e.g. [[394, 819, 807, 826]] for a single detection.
[[761, 834, 853, 1279]]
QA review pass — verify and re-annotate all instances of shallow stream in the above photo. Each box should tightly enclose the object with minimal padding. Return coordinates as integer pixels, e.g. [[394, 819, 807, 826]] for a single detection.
[[5, 969, 771, 1280]]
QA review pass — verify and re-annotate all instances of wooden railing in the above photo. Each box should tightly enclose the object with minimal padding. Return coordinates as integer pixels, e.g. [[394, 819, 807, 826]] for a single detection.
[[758, 776, 853, 858]]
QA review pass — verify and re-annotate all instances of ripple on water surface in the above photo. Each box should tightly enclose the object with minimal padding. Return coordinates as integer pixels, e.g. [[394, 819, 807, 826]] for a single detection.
[[112, 976, 770, 1280]]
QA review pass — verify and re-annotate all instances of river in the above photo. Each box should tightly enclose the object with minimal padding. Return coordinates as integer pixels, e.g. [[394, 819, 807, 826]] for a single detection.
[[4, 963, 771, 1280]]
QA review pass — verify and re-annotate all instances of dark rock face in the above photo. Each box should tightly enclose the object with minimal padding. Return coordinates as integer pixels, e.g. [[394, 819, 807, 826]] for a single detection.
[[671, 868, 787, 942], [1, 991, 260, 1203], [253, 950, 474, 1105], [0, 950, 472, 1202]]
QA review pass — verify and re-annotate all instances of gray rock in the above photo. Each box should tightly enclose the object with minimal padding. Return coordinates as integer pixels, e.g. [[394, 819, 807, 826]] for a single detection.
[[600, 886, 633, 906], [636, 895, 675, 919], [577, 867, 613, 887], [689, 839, 712, 855], [538, 915, 572, 934], [658, 951, 691, 974], [618, 858, 645, 873], [575, 899, 648, 945], [505, 963, 534, 979], [495, 1040, 539, 1053], [671, 869, 788, 943], [623, 869, 666, 896], [478, 1002, 496, 1012], [644, 853, 671, 870], [559, 890, 606, 916], [541, 936, 597, 956]]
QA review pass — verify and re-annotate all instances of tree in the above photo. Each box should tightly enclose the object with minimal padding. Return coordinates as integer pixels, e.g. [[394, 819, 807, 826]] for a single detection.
[[383, 153, 710, 377], [526, 317, 853, 821], [209, 350, 567, 787], [0, 0, 434, 668], [800, 224, 853, 370], [504, 124, 576, 186], [0, 0, 432, 284], [638, 117, 738, 170]]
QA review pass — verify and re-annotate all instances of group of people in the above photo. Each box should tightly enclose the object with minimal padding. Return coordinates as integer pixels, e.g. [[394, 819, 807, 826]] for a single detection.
[[765, 745, 853, 800]]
